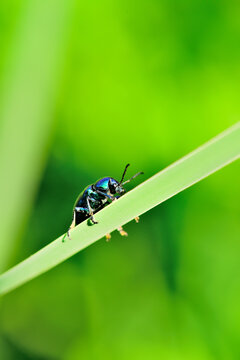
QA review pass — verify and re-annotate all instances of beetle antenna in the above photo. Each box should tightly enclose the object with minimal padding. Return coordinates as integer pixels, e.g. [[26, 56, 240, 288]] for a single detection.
[[122, 171, 144, 185], [120, 163, 130, 184]]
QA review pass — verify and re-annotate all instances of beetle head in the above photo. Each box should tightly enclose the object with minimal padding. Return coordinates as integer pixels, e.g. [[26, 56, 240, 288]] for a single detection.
[[108, 178, 125, 195], [108, 164, 143, 196]]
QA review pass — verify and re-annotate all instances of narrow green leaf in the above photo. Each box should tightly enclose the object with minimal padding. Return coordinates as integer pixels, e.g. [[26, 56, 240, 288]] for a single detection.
[[0, 123, 239, 295]]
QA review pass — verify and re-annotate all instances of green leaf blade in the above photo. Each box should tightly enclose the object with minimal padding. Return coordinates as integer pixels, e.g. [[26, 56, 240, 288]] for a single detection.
[[0, 123, 239, 295]]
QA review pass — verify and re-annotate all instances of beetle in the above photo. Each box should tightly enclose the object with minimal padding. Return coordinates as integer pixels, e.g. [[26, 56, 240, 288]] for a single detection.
[[62, 164, 143, 242]]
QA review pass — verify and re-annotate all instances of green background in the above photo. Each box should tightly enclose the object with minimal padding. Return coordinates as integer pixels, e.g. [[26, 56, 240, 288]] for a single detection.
[[0, 0, 239, 359]]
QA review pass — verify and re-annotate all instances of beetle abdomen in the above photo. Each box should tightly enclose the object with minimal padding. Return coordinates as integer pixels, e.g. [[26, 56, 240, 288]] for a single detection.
[[75, 210, 89, 226]]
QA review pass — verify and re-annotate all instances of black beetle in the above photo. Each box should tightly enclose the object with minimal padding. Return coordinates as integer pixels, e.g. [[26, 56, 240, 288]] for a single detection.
[[63, 164, 143, 242]]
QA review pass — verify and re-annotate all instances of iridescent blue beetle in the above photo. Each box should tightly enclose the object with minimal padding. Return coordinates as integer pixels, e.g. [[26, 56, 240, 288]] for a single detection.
[[63, 164, 143, 242]]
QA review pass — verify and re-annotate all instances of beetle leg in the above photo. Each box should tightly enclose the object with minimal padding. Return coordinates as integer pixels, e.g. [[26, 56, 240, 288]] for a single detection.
[[95, 190, 116, 202], [62, 211, 76, 242], [117, 226, 128, 237], [86, 196, 98, 224], [106, 233, 111, 242]]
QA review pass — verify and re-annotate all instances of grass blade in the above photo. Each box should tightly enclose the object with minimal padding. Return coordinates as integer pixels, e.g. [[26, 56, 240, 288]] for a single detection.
[[0, 123, 239, 295]]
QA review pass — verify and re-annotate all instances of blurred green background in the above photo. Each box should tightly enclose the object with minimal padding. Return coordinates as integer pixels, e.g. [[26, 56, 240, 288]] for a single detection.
[[0, 0, 239, 359]]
